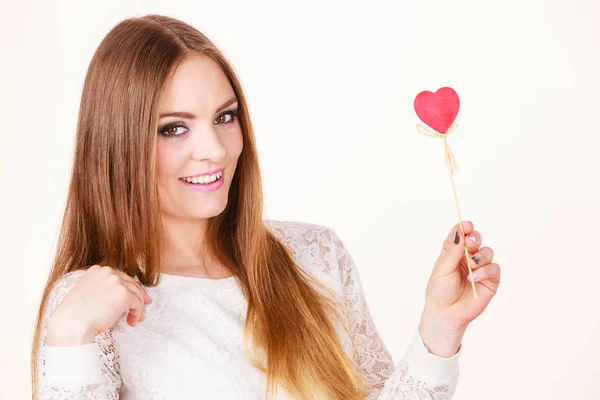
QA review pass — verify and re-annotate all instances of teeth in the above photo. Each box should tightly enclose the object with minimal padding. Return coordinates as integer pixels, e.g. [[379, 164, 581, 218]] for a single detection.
[[182, 171, 222, 184]]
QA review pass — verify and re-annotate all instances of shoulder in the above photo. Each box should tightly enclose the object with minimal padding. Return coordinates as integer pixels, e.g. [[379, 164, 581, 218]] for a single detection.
[[49, 269, 87, 294], [263, 219, 346, 287], [264, 219, 341, 253], [264, 220, 340, 254], [45, 269, 87, 314]]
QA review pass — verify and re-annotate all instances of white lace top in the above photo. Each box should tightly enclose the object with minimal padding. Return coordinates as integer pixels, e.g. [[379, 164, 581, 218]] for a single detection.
[[36, 220, 460, 399]]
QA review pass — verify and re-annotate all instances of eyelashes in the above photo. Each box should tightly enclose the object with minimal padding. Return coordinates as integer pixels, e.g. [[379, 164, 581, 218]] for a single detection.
[[158, 108, 239, 139], [158, 122, 188, 138]]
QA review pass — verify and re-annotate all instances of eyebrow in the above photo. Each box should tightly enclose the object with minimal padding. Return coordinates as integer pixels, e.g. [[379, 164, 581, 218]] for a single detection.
[[159, 96, 238, 119]]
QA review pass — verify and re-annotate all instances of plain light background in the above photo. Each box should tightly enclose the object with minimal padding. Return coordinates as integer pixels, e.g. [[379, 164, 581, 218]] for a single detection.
[[1, 0, 599, 398]]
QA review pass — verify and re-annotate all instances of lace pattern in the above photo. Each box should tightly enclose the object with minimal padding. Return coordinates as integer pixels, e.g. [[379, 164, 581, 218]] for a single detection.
[[37, 269, 121, 399], [268, 221, 459, 399], [36, 220, 459, 399]]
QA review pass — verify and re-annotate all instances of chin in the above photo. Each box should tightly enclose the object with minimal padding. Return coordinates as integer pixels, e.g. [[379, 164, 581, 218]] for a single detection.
[[189, 202, 228, 219]]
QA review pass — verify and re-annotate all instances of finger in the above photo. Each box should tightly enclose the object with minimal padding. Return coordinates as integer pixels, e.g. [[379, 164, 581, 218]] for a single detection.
[[124, 286, 145, 327], [110, 271, 146, 321], [468, 262, 501, 284], [100, 267, 145, 320], [465, 230, 482, 254], [468, 246, 495, 271], [113, 269, 152, 304], [132, 279, 152, 304], [122, 281, 147, 323], [434, 221, 474, 277], [441, 221, 473, 250], [453, 220, 474, 238], [104, 268, 151, 307]]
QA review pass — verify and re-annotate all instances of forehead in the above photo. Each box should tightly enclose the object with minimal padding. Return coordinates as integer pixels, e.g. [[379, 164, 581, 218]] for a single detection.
[[160, 53, 234, 113]]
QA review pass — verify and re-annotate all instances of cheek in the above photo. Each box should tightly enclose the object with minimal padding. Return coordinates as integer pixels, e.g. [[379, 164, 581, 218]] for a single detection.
[[155, 141, 183, 184], [226, 127, 244, 158], [155, 144, 169, 182]]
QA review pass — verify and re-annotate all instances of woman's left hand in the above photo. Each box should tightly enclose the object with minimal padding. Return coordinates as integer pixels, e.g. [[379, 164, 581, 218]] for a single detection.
[[418, 221, 501, 357]]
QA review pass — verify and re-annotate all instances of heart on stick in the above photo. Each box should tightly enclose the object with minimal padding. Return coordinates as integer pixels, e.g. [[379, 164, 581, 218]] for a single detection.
[[414, 87, 460, 134]]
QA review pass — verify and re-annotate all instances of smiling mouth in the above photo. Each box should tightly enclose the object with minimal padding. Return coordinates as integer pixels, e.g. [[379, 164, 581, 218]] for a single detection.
[[179, 170, 224, 185]]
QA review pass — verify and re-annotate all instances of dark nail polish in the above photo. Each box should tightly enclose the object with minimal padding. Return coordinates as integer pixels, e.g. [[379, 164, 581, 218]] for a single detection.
[[454, 230, 460, 244], [471, 256, 480, 264]]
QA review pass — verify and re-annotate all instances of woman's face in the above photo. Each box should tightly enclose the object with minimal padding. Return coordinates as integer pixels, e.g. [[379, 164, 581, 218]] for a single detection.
[[156, 53, 243, 220]]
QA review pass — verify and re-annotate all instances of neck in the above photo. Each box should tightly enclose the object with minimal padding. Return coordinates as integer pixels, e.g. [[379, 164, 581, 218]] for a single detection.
[[160, 213, 211, 275], [158, 214, 232, 279]]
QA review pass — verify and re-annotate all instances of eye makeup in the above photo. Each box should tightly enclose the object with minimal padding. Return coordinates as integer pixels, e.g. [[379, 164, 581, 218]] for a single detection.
[[158, 107, 239, 139]]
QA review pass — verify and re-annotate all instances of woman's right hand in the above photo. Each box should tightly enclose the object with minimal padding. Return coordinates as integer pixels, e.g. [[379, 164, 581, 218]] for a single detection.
[[46, 265, 152, 346]]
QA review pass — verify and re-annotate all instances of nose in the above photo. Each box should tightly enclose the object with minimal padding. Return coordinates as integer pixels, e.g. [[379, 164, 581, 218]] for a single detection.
[[190, 124, 226, 162]]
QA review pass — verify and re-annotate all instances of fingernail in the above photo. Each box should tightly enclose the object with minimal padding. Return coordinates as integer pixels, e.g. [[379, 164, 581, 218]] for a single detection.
[[471, 256, 480, 264], [468, 272, 479, 282], [454, 231, 460, 244], [467, 236, 477, 244]]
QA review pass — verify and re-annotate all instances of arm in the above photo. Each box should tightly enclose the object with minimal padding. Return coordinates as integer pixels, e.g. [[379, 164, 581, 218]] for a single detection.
[[329, 228, 460, 399], [36, 270, 122, 399]]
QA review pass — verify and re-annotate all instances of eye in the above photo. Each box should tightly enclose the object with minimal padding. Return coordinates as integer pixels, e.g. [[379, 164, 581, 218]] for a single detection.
[[159, 123, 188, 138], [214, 109, 239, 125], [215, 114, 231, 124]]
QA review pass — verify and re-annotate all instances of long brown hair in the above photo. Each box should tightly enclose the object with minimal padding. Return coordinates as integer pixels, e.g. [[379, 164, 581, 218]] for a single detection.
[[30, 14, 368, 399]]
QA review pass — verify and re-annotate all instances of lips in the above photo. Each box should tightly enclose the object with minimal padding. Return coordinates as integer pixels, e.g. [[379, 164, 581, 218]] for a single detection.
[[180, 167, 225, 179], [179, 170, 225, 192], [179, 171, 222, 185]]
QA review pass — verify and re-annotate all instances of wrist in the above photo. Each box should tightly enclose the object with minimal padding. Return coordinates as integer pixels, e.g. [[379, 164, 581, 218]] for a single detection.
[[47, 316, 96, 346], [418, 306, 466, 358]]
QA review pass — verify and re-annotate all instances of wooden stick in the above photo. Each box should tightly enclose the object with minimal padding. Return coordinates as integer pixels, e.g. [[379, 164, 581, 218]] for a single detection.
[[441, 135, 478, 299], [417, 122, 478, 299]]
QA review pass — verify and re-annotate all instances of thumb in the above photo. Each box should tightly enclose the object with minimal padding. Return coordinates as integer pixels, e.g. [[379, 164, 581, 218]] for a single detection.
[[432, 221, 473, 278]]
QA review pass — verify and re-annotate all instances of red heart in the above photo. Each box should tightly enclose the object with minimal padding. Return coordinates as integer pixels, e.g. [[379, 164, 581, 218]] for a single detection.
[[414, 87, 460, 134]]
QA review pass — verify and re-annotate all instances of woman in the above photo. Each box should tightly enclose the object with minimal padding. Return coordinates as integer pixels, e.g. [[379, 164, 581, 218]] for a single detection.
[[31, 14, 500, 400]]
